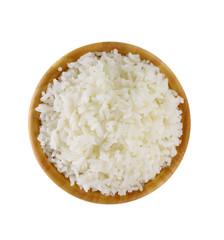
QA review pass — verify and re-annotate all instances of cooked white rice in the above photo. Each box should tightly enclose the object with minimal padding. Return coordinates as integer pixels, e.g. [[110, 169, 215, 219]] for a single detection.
[[36, 49, 183, 196]]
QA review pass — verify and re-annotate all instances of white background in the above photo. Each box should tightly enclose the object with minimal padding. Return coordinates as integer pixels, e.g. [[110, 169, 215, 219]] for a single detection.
[[1, 0, 223, 239]]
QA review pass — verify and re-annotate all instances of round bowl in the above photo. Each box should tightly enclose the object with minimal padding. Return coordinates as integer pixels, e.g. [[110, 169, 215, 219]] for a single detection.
[[29, 42, 190, 204]]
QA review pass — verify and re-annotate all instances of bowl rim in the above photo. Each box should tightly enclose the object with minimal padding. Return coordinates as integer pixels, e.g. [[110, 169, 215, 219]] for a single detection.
[[28, 41, 191, 204]]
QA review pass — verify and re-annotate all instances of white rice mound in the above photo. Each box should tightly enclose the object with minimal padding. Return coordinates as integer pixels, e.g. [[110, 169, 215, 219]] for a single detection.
[[36, 50, 183, 196]]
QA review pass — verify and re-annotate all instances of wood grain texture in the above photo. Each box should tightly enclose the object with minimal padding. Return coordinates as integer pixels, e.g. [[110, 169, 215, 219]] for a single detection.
[[28, 42, 191, 204]]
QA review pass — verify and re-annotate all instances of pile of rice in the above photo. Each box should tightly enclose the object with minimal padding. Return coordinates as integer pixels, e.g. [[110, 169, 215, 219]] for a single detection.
[[36, 50, 183, 196]]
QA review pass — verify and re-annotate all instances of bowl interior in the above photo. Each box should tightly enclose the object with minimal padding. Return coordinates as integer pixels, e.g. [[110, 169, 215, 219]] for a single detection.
[[29, 42, 190, 204]]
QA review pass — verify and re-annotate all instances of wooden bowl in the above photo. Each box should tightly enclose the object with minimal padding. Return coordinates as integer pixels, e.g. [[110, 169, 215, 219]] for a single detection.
[[29, 42, 190, 204]]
